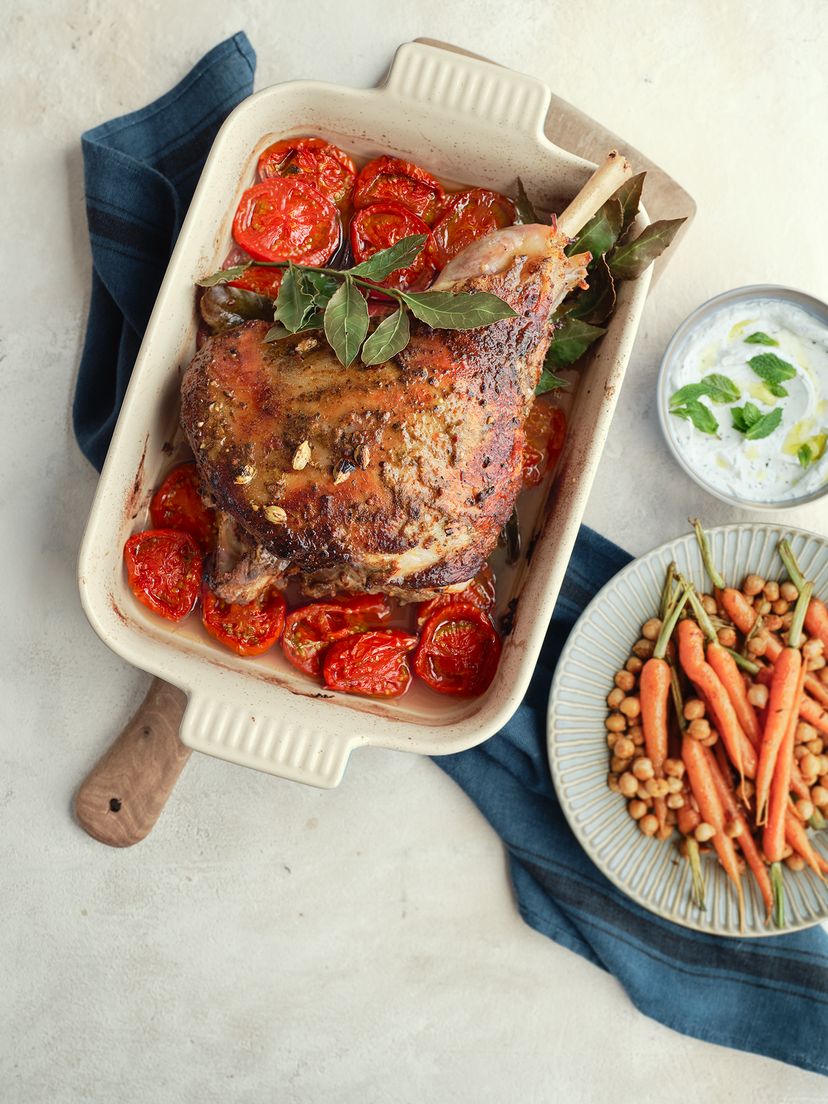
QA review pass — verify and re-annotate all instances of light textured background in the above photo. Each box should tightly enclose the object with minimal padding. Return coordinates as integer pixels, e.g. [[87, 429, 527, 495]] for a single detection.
[[3, 1, 828, 1101]]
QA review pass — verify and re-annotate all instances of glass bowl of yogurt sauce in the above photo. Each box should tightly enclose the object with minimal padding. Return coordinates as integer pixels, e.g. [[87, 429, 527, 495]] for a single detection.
[[658, 285, 828, 509]]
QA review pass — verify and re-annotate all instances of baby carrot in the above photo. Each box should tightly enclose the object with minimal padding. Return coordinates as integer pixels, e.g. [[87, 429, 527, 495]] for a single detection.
[[778, 538, 828, 651], [755, 581, 812, 825], [707, 645, 761, 748], [718, 588, 783, 662], [762, 663, 803, 860], [785, 811, 828, 879], [799, 694, 828, 735], [705, 744, 773, 920], [682, 734, 745, 930], [640, 585, 689, 830], [677, 617, 757, 782]]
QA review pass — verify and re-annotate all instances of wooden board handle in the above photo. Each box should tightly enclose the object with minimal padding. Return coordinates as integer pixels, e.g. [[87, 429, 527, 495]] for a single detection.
[[74, 677, 189, 847]]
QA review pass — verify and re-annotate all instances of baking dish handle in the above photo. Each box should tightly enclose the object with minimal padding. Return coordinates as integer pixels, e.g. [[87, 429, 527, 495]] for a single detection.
[[382, 40, 551, 137], [178, 692, 358, 789]]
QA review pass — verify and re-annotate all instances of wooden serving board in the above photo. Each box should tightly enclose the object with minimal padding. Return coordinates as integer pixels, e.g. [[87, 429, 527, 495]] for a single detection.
[[74, 42, 696, 847]]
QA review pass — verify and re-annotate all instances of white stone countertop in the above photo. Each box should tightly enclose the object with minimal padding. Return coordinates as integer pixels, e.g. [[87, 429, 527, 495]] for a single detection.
[[3, 2, 828, 1101]]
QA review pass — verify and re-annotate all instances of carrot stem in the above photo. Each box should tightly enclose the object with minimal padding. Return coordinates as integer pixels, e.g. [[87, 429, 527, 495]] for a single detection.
[[653, 586, 689, 660], [788, 580, 812, 649], [659, 562, 678, 621], [691, 518, 725, 590], [778, 539, 807, 592], [680, 575, 718, 643], [727, 648, 760, 675], [770, 862, 786, 929], [670, 666, 687, 732], [685, 837, 706, 910], [810, 807, 827, 830]]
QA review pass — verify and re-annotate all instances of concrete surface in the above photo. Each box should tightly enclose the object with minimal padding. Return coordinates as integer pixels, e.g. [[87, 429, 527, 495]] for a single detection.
[[2, 1, 827, 1101]]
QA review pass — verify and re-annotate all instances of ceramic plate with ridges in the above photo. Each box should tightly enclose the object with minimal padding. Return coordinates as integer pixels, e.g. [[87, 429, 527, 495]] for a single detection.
[[548, 524, 828, 937]]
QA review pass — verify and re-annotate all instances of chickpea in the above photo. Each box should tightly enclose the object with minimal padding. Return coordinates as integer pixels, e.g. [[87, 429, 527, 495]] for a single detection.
[[795, 798, 815, 821], [810, 784, 828, 807], [632, 638, 655, 659], [614, 669, 636, 692], [803, 638, 825, 660], [717, 626, 737, 648], [701, 594, 718, 616], [772, 598, 789, 616], [625, 656, 643, 674], [610, 755, 631, 774], [725, 819, 744, 838], [618, 772, 638, 798], [663, 758, 685, 779], [614, 736, 635, 760], [656, 824, 674, 842], [794, 744, 808, 760], [607, 686, 625, 709], [639, 814, 659, 837], [781, 612, 794, 630], [665, 777, 683, 795], [619, 696, 641, 720], [785, 855, 806, 872], [646, 777, 669, 798], [780, 581, 799, 603], [765, 614, 784, 633], [628, 798, 648, 820], [683, 699, 706, 722], [763, 580, 780, 602], [747, 632, 770, 656], [820, 773, 828, 789], [641, 617, 662, 641], [796, 722, 817, 744], [701, 731, 719, 747], [607, 773, 620, 793], [808, 656, 826, 672], [636, 785, 652, 803], [801, 753, 820, 781], [666, 792, 685, 810], [806, 738, 825, 756], [632, 757, 655, 781], [755, 599, 772, 616], [628, 725, 645, 746], [821, 755, 828, 775], [687, 718, 711, 741], [606, 733, 619, 750], [606, 712, 627, 733], [694, 822, 716, 843], [743, 574, 765, 597], [748, 683, 769, 709]]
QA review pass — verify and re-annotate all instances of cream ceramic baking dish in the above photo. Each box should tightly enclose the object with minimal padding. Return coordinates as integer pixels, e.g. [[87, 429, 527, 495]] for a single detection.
[[78, 40, 653, 788]]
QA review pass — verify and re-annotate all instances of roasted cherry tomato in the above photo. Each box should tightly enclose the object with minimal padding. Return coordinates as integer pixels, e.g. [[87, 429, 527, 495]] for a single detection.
[[416, 564, 497, 629], [353, 156, 444, 225], [228, 265, 284, 299], [232, 177, 340, 265], [414, 602, 501, 697], [323, 629, 418, 698], [282, 595, 392, 676], [150, 463, 215, 552], [350, 202, 436, 292], [431, 188, 515, 267], [522, 401, 567, 488], [257, 136, 357, 209], [201, 585, 286, 657], [123, 529, 201, 623]]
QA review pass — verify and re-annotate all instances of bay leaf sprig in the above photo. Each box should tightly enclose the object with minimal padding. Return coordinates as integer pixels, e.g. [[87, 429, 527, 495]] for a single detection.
[[197, 234, 517, 367]]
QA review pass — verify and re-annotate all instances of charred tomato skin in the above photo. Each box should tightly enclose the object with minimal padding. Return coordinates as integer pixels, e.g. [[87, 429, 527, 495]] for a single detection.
[[281, 595, 392, 676], [353, 156, 445, 225], [323, 629, 418, 698], [414, 602, 501, 697], [123, 529, 202, 622], [257, 136, 357, 209], [201, 586, 286, 657]]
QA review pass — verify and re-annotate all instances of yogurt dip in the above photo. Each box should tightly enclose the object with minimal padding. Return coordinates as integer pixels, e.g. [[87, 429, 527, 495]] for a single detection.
[[665, 297, 828, 504]]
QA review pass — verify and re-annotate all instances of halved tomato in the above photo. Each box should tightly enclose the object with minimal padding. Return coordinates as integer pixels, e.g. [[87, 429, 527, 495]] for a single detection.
[[150, 463, 215, 552], [282, 595, 392, 676], [123, 529, 201, 623], [416, 565, 497, 629], [353, 157, 444, 225], [431, 188, 515, 267], [414, 603, 501, 697], [258, 136, 357, 209], [228, 265, 284, 299], [201, 586, 286, 657], [323, 630, 418, 698], [522, 401, 567, 489], [350, 202, 436, 292], [232, 177, 340, 265]]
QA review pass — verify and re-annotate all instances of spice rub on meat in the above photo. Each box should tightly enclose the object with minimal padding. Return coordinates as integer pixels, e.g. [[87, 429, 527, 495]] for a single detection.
[[181, 224, 588, 601]]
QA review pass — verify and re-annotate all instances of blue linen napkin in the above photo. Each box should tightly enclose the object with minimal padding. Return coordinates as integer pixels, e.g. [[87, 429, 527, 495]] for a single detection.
[[73, 34, 828, 1078]]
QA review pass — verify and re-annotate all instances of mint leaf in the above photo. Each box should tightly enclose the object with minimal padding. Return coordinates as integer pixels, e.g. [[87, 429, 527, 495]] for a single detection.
[[799, 443, 814, 468], [670, 374, 740, 408], [731, 405, 783, 440], [745, 331, 778, 346], [749, 352, 796, 384], [731, 402, 762, 433], [535, 367, 568, 396], [670, 383, 708, 407], [671, 399, 718, 435]]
